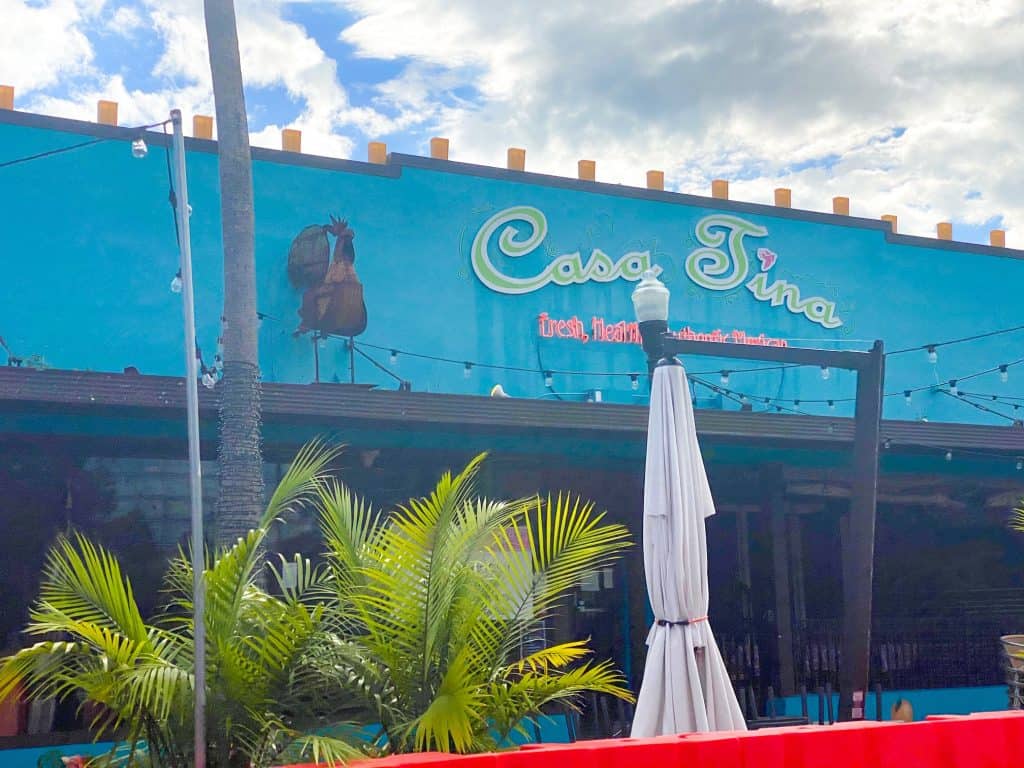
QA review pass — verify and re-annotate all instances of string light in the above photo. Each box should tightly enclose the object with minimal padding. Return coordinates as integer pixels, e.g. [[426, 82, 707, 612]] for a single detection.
[[630, 374, 639, 391], [820, 365, 831, 381], [464, 362, 473, 379], [904, 390, 912, 406], [883, 438, 892, 449], [927, 346, 938, 364], [949, 379, 958, 397], [170, 269, 183, 294], [390, 349, 398, 366], [544, 370, 554, 388], [131, 137, 148, 159], [1017, 458, 1023, 471], [945, 449, 953, 462], [720, 370, 731, 386], [828, 400, 836, 411], [201, 371, 216, 389], [1000, 365, 1009, 383]]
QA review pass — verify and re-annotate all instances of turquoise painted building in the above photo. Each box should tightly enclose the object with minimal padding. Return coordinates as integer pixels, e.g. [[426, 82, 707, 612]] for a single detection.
[[1, 108, 1023, 744]]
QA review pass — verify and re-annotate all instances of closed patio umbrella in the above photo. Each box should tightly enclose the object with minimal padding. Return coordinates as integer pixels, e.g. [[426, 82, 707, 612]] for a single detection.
[[631, 360, 747, 736]]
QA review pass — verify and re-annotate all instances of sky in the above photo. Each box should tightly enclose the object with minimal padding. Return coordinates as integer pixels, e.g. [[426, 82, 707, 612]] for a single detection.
[[2, 0, 1023, 245]]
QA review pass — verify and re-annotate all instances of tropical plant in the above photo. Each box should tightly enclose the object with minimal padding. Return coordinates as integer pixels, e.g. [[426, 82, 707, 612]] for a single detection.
[[301, 453, 634, 753], [203, 0, 265, 547], [0, 445, 634, 763], [0, 442, 357, 768]]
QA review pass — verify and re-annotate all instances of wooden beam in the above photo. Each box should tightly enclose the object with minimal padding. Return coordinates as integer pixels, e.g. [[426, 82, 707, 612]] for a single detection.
[[838, 340, 884, 721], [767, 470, 796, 695], [832, 196, 850, 215], [429, 137, 449, 160], [881, 214, 898, 233], [192, 115, 213, 139], [281, 128, 301, 153], [774, 188, 792, 208], [368, 141, 387, 164], [646, 170, 665, 191], [991, 229, 1006, 248], [97, 100, 118, 126], [577, 159, 596, 181], [712, 179, 729, 199], [507, 147, 526, 171], [937, 222, 952, 240], [0, 85, 13, 111]]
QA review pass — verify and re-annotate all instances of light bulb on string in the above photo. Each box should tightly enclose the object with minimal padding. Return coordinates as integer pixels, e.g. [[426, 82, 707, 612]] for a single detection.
[[170, 269, 183, 294], [904, 390, 912, 406], [1017, 458, 1023, 472], [740, 395, 750, 406], [463, 362, 473, 379], [927, 345, 938, 364], [794, 399, 801, 407], [201, 371, 216, 389], [949, 379, 958, 397], [544, 371, 553, 388], [630, 374, 639, 391], [828, 399, 835, 411], [131, 137, 148, 159], [720, 370, 731, 386], [389, 350, 398, 366], [883, 438, 892, 449], [820, 365, 831, 381], [945, 449, 953, 462], [1000, 365, 1009, 383]]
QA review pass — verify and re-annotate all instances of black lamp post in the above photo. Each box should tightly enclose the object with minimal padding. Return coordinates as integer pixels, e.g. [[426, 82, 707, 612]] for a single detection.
[[629, 267, 886, 723], [630, 270, 672, 374]]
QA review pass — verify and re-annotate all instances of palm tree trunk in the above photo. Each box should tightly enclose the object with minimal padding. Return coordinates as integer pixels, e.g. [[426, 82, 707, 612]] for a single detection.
[[204, 0, 265, 546]]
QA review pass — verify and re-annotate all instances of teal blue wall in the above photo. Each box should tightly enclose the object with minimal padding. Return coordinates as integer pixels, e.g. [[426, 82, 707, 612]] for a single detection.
[[2, 115, 1022, 425]]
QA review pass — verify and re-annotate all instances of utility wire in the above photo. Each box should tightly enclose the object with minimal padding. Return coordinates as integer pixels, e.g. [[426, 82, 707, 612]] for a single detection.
[[0, 119, 169, 170]]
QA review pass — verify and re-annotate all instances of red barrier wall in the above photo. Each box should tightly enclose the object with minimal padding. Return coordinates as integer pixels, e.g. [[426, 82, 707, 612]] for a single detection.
[[290, 711, 1024, 768]]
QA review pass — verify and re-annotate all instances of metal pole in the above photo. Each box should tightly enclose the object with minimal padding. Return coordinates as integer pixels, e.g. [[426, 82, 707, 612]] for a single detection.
[[171, 109, 206, 768], [838, 339, 885, 721]]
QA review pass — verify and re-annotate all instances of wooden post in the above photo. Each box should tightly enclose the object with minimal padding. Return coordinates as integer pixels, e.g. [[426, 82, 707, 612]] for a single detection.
[[0, 85, 13, 111], [507, 147, 526, 171], [788, 514, 807, 627], [774, 188, 792, 208], [281, 129, 301, 153], [430, 137, 449, 160], [712, 179, 729, 200], [991, 229, 1006, 248], [97, 100, 118, 126], [766, 470, 796, 695], [646, 170, 665, 191], [192, 115, 214, 139], [832, 197, 850, 216], [578, 159, 596, 181], [838, 340, 885, 721], [937, 222, 952, 240], [881, 214, 897, 233], [368, 141, 387, 164]]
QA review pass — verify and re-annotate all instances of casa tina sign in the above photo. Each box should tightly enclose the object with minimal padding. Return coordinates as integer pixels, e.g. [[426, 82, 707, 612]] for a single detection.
[[471, 206, 842, 329]]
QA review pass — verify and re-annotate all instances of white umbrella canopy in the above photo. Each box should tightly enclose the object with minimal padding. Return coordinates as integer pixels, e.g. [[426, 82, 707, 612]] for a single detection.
[[631, 361, 747, 737]]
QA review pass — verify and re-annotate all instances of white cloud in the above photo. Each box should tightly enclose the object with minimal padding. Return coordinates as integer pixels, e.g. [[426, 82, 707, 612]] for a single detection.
[[107, 5, 143, 36], [0, 0, 99, 93], [338, 0, 1024, 242]]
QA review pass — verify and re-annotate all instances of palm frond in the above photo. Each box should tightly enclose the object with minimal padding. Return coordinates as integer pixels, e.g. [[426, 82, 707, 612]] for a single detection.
[[35, 534, 149, 644], [260, 439, 343, 531]]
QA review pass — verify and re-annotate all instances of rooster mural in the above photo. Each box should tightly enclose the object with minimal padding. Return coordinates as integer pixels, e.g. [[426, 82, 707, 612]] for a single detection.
[[288, 215, 367, 337]]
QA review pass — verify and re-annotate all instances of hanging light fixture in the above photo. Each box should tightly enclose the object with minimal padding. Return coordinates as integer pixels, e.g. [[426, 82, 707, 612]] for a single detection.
[[131, 136, 148, 159], [720, 370, 731, 386], [464, 362, 473, 379], [945, 449, 953, 462], [949, 379, 959, 397], [630, 374, 640, 391], [828, 399, 836, 410], [1000, 365, 1009, 383], [390, 350, 398, 366], [904, 390, 912, 406], [170, 269, 183, 294], [544, 370, 553, 388], [820, 365, 831, 381], [927, 346, 938, 364]]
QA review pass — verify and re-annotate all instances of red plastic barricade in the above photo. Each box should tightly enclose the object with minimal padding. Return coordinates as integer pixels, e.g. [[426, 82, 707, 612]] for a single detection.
[[279, 711, 1024, 768]]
